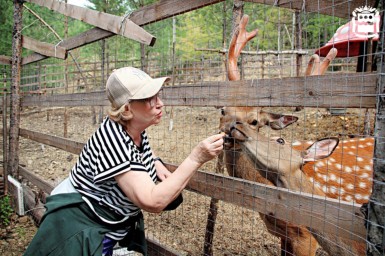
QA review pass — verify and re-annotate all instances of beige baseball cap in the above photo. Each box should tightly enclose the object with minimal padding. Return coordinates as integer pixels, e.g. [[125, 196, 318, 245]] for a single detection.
[[106, 67, 170, 108]]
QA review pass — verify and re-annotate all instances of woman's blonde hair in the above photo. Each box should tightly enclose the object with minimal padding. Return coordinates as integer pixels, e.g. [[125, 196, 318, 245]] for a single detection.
[[108, 102, 133, 126]]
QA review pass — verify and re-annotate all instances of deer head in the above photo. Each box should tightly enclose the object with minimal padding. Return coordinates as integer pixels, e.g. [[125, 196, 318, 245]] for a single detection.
[[225, 117, 338, 193]]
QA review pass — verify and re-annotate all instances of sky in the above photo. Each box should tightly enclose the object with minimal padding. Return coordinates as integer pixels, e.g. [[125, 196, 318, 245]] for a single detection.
[[66, 0, 92, 7]]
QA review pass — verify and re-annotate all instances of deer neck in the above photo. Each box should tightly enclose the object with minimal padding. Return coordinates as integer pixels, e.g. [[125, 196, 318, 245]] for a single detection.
[[240, 136, 324, 195]]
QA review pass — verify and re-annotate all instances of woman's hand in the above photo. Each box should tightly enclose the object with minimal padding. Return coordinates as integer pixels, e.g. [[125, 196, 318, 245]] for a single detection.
[[189, 133, 224, 165]]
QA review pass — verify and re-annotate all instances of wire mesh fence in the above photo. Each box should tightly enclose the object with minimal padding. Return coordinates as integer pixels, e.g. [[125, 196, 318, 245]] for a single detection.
[[1, 0, 384, 255]]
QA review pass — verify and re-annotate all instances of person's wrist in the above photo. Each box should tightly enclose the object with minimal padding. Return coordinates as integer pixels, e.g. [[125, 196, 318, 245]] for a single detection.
[[187, 154, 203, 168]]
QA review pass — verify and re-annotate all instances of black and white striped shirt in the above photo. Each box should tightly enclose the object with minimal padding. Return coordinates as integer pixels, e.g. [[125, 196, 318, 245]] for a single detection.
[[70, 117, 157, 218]]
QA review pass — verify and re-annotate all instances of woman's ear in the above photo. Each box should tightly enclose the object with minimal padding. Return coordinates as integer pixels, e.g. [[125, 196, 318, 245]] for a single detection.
[[122, 103, 134, 120]]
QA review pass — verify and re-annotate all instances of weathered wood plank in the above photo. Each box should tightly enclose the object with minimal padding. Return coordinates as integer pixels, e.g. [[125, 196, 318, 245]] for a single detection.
[[24, 0, 155, 46], [19, 165, 54, 194], [243, 0, 377, 19], [21, 73, 377, 108], [164, 164, 365, 242], [0, 55, 11, 65], [22, 36, 67, 59], [21, 0, 223, 65], [19, 128, 84, 154]]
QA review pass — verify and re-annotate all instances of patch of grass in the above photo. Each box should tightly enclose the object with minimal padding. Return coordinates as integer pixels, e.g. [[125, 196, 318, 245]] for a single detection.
[[0, 195, 13, 227]]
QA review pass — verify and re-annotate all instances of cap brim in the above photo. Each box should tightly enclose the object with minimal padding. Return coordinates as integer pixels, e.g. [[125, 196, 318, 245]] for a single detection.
[[131, 77, 170, 100]]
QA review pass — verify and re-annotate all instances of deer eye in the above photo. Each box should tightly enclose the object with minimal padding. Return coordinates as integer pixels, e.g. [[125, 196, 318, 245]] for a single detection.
[[276, 138, 285, 145], [221, 108, 225, 116], [250, 120, 258, 126]]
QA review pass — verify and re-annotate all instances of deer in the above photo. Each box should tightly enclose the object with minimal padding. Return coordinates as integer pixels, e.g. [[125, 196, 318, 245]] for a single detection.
[[203, 15, 300, 256], [208, 14, 338, 256], [221, 109, 373, 255]]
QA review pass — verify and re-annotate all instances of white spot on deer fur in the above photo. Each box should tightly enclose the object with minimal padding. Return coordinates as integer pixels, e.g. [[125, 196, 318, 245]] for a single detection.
[[339, 188, 345, 195], [329, 158, 336, 162], [355, 194, 363, 200], [322, 185, 327, 193], [366, 142, 373, 146], [343, 146, 349, 150], [345, 195, 353, 202], [306, 141, 313, 145], [346, 183, 354, 190], [344, 166, 352, 173], [330, 174, 337, 181], [364, 165, 372, 171], [316, 161, 325, 167], [292, 141, 302, 146], [356, 157, 363, 162], [359, 138, 366, 141], [353, 165, 361, 171], [318, 173, 328, 182], [348, 151, 355, 155], [329, 186, 337, 194], [360, 172, 370, 178], [335, 163, 342, 170], [359, 182, 366, 188], [351, 145, 357, 149], [358, 145, 365, 148], [363, 195, 370, 201]]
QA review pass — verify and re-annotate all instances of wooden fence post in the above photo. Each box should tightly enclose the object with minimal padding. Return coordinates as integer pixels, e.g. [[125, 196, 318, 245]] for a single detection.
[[8, 0, 23, 178], [3, 77, 8, 195], [365, 1, 385, 255]]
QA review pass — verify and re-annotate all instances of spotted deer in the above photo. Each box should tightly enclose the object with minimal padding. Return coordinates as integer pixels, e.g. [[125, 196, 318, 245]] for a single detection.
[[213, 14, 339, 256], [290, 137, 373, 204], [222, 110, 372, 255]]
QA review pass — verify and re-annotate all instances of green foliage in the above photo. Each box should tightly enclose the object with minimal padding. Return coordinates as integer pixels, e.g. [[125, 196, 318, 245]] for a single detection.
[[0, 195, 13, 227], [0, 1, 348, 64], [0, 0, 14, 56]]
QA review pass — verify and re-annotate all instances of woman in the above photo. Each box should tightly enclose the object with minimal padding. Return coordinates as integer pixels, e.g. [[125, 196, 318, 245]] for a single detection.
[[24, 67, 224, 256]]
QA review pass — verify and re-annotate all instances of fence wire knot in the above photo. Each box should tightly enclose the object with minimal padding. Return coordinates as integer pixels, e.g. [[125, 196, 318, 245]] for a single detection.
[[54, 40, 63, 58], [119, 11, 134, 36]]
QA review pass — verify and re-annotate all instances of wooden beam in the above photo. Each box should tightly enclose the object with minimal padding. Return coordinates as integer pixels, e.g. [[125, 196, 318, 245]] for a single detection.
[[195, 48, 309, 55], [243, 0, 377, 19], [22, 36, 67, 59], [21, 73, 377, 108], [19, 128, 83, 154], [24, 0, 156, 46], [164, 164, 366, 242], [21, 0, 223, 65], [0, 55, 11, 65]]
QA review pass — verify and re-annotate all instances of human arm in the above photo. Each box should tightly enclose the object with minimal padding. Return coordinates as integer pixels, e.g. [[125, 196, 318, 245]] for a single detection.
[[115, 133, 224, 213], [153, 156, 171, 181]]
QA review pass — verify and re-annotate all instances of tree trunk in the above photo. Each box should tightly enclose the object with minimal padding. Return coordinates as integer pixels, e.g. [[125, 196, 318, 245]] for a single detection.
[[8, 0, 23, 177]]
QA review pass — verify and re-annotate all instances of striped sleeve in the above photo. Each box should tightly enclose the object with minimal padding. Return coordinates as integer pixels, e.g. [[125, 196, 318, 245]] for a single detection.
[[93, 119, 146, 184]]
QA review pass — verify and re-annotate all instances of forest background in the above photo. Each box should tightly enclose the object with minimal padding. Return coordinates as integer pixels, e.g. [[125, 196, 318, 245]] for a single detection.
[[0, 0, 346, 68]]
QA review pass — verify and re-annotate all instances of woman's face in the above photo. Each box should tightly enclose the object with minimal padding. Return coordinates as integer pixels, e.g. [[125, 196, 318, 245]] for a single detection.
[[129, 92, 164, 129]]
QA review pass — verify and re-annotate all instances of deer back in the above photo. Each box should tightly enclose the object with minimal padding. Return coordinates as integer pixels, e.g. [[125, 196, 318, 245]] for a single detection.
[[291, 137, 374, 204]]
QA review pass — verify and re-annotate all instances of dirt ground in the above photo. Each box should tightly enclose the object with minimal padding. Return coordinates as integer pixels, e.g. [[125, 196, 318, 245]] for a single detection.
[[0, 104, 375, 255]]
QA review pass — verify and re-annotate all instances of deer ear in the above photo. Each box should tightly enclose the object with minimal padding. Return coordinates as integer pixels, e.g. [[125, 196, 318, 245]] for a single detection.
[[265, 112, 298, 130], [302, 138, 339, 162]]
